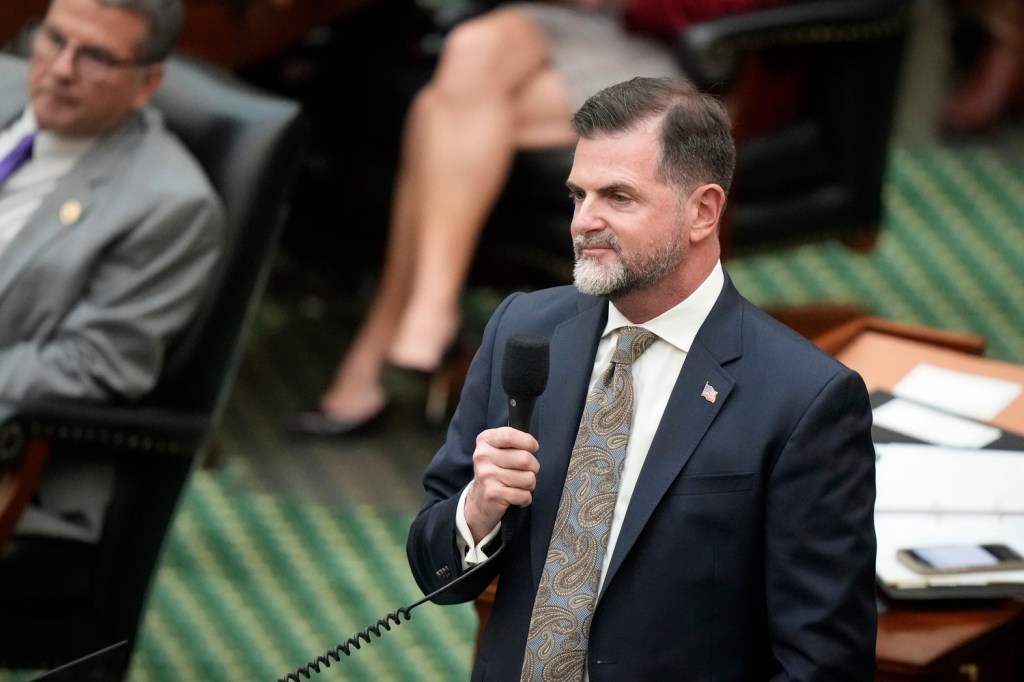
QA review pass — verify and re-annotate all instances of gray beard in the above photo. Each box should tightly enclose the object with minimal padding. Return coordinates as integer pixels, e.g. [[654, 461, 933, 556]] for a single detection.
[[572, 231, 686, 297], [573, 256, 628, 296]]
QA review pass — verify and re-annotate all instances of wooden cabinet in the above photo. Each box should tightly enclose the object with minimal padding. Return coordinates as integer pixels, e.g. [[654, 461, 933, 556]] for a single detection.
[[1, 0, 48, 48], [876, 602, 1024, 681], [174, 0, 371, 69], [2, 0, 371, 70]]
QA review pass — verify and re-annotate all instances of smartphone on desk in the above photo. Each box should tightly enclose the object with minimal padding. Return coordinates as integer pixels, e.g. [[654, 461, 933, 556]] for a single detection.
[[896, 543, 1024, 574]]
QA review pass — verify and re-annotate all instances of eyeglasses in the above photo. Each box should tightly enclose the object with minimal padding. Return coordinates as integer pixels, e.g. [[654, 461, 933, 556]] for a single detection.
[[31, 24, 151, 80]]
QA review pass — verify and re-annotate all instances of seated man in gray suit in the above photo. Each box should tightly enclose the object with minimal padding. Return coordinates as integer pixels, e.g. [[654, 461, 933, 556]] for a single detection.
[[0, 0, 224, 545]]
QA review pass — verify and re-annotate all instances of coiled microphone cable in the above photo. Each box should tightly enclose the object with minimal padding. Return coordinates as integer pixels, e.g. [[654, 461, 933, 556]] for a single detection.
[[275, 515, 515, 682], [276, 333, 548, 681]]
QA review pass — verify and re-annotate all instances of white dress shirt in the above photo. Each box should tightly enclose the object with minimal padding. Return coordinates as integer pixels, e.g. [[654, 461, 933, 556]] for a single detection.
[[456, 260, 726, 590], [0, 108, 97, 258], [1, 108, 102, 542]]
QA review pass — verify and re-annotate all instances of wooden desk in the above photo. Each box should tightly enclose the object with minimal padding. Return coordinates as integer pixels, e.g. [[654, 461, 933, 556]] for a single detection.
[[823, 319, 1024, 680], [831, 328, 1024, 434], [2, 0, 371, 70], [876, 602, 1024, 681]]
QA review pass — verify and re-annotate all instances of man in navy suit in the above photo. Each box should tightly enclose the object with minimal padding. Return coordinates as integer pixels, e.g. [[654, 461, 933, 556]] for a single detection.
[[407, 77, 876, 680]]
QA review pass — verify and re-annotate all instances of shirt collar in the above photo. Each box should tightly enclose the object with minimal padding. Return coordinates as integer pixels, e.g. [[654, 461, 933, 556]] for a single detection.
[[11, 107, 99, 162], [2, 108, 35, 148], [602, 260, 725, 353]]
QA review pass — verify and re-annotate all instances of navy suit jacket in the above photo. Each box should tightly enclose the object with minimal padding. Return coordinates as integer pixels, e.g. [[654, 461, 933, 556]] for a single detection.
[[407, 274, 877, 681]]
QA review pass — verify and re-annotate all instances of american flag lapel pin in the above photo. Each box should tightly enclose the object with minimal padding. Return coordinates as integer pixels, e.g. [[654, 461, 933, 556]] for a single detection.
[[701, 382, 718, 404]]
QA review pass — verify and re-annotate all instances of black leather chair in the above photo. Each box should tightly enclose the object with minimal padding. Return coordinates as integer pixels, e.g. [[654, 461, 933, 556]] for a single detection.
[[0, 55, 308, 679], [470, 0, 915, 283]]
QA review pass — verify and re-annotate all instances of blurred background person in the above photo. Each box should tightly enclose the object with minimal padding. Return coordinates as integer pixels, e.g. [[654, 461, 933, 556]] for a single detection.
[[287, 0, 791, 437], [0, 0, 223, 546], [942, 0, 1024, 133]]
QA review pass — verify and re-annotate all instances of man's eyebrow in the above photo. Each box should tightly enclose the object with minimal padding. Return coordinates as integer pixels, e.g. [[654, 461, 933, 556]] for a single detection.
[[564, 181, 635, 195], [598, 182, 634, 196]]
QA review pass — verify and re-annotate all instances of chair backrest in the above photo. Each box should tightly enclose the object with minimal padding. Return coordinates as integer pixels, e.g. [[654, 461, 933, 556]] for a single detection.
[[677, 0, 914, 254], [146, 55, 308, 417], [95, 54, 307, 659]]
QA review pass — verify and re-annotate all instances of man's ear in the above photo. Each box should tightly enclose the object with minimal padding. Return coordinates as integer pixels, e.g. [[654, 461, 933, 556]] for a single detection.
[[131, 62, 165, 111], [688, 183, 727, 243]]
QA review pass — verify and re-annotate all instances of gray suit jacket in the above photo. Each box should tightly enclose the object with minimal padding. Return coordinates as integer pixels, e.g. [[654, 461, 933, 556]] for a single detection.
[[408, 276, 878, 680], [0, 54, 224, 540]]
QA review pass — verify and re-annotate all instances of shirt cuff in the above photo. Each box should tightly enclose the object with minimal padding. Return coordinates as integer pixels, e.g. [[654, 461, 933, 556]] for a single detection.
[[456, 483, 501, 569]]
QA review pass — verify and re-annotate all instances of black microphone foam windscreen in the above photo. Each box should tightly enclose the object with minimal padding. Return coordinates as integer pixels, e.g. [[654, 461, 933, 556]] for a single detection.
[[501, 334, 550, 398]]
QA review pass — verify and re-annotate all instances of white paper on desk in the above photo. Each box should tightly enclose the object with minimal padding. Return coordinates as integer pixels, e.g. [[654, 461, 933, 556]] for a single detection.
[[875, 511, 1024, 588], [873, 398, 1001, 448], [875, 443, 1024, 513], [893, 362, 1022, 422]]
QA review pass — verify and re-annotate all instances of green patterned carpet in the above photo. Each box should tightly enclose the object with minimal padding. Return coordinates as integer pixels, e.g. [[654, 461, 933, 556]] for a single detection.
[[2, 139, 1023, 681], [727, 145, 1024, 364], [130, 466, 477, 681]]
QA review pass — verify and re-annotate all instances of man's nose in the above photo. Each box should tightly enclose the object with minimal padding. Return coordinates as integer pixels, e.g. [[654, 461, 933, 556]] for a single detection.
[[49, 44, 78, 77], [571, 198, 605, 233]]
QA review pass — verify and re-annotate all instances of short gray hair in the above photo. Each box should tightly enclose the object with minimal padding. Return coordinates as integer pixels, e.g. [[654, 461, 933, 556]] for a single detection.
[[94, 0, 183, 62]]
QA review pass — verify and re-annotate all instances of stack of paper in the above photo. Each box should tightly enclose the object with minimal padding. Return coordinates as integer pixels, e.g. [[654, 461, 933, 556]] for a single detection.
[[874, 444, 1024, 590], [871, 363, 1024, 594]]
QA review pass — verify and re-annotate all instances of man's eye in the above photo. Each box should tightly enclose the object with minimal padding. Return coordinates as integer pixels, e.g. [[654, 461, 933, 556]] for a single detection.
[[568, 190, 584, 202], [43, 27, 66, 48], [79, 48, 119, 67]]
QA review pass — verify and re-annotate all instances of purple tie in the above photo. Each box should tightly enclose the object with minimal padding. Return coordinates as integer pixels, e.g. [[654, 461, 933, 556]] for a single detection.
[[0, 132, 36, 187]]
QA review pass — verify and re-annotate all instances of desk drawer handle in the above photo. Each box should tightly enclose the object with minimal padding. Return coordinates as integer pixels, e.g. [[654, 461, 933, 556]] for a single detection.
[[959, 663, 979, 682]]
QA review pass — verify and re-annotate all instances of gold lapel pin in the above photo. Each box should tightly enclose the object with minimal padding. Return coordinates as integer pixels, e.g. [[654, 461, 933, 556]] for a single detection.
[[59, 200, 82, 226], [701, 381, 718, 404]]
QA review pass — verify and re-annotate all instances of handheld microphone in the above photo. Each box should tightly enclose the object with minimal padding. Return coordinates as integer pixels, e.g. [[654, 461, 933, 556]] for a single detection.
[[499, 334, 549, 536], [501, 334, 550, 432]]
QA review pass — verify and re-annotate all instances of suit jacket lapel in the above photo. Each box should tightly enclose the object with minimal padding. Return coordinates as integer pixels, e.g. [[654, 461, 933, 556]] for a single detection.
[[529, 293, 607, 578], [0, 163, 103, 301], [0, 113, 140, 300], [602, 276, 746, 590]]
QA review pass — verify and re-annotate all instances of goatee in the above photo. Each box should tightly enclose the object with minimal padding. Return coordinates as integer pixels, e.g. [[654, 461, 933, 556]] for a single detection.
[[572, 231, 686, 297]]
